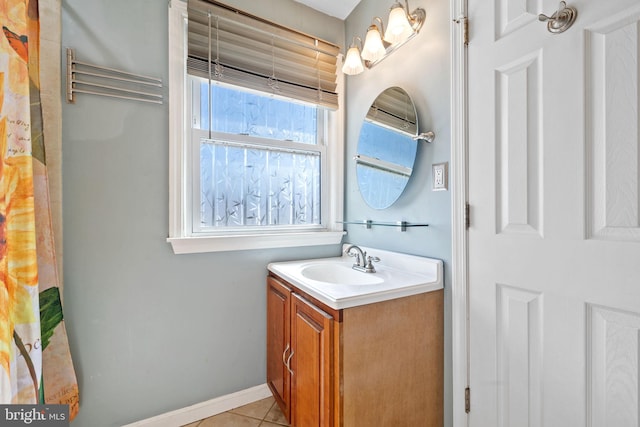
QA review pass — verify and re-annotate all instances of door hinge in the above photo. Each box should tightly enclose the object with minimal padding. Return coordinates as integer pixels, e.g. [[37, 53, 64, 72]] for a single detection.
[[465, 387, 470, 413], [464, 202, 470, 229], [454, 16, 469, 46]]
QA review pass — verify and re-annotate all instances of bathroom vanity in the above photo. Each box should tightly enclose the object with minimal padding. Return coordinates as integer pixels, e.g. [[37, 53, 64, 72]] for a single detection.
[[267, 246, 444, 426]]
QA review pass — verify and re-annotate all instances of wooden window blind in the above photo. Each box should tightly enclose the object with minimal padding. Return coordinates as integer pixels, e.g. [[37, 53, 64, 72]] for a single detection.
[[187, 0, 340, 110]]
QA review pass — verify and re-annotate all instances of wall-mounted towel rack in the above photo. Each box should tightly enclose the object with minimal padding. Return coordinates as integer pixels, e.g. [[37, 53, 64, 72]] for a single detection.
[[66, 48, 163, 104], [339, 220, 429, 232]]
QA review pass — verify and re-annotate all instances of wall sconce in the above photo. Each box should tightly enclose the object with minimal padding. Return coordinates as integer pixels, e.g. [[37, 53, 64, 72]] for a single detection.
[[342, 0, 426, 76]]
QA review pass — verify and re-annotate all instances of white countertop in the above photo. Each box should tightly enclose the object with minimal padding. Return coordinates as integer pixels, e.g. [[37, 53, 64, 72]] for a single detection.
[[268, 245, 443, 310]]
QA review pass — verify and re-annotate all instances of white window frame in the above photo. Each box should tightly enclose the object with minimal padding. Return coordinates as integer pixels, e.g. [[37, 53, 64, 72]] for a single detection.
[[167, 1, 344, 254]]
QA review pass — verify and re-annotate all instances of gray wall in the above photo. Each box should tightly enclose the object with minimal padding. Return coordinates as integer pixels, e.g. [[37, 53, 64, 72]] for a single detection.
[[61, 1, 343, 426], [343, 0, 452, 425]]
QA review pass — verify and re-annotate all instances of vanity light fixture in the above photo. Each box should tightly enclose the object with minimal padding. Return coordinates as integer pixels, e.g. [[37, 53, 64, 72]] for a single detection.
[[342, 0, 426, 76]]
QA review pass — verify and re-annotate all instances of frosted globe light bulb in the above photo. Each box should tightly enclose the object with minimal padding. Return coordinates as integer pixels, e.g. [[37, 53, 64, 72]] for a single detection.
[[384, 4, 413, 44], [342, 45, 364, 75], [361, 25, 385, 62]]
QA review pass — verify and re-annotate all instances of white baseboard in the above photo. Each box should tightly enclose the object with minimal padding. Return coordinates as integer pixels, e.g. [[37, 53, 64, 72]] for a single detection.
[[121, 384, 273, 427]]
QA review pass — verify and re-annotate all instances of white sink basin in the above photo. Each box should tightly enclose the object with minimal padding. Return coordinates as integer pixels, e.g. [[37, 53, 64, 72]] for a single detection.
[[268, 244, 443, 309], [300, 263, 385, 285]]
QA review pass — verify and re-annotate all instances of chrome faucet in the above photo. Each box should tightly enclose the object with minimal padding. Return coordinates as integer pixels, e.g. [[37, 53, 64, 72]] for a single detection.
[[344, 245, 380, 273]]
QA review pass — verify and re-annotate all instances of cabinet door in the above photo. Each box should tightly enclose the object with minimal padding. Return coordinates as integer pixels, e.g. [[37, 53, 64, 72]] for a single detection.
[[290, 294, 333, 427], [266, 276, 292, 420]]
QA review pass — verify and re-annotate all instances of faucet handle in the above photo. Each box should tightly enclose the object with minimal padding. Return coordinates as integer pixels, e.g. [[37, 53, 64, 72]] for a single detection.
[[364, 256, 380, 272], [366, 256, 380, 267]]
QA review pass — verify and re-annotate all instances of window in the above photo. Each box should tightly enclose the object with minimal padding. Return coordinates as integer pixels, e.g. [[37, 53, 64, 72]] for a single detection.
[[191, 78, 323, 231], [167, 0, 344, 254]]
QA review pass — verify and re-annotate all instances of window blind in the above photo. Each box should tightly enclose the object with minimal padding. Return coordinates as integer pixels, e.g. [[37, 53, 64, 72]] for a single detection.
[[187, 0, 340, 110]]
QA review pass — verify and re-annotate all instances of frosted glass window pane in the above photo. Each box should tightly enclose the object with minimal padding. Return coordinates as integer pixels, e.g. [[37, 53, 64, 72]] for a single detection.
[[196, 82, 317, 144], [200, 141, 321, 228]]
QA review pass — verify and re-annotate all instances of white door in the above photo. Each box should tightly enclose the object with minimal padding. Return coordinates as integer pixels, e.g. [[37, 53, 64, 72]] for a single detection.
[[467, 0, 640, 426]]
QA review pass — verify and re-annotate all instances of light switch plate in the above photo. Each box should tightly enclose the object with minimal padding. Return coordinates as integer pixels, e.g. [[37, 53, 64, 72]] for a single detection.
[[432, 162, 448, 191]]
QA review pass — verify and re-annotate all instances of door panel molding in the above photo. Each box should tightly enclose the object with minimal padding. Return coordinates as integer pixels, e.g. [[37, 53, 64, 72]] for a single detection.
[[586, 7, 640, 242], [495, 50, 543, 237], [587, 304, 640, 427], [496, 284, 543, 427]]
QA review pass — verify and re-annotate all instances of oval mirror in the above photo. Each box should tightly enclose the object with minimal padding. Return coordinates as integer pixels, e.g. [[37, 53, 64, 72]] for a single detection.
[[355, 87, 418, 209]]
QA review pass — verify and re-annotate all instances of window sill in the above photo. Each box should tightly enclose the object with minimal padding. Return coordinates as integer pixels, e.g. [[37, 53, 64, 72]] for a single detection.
[[167, 230, 345, 254]]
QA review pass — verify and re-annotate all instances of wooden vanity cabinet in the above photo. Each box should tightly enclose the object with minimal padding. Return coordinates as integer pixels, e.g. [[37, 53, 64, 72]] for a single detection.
[[267, 273, 443, 427]]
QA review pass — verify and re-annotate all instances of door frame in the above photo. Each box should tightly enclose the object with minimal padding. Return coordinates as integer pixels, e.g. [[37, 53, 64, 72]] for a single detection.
[[450, 0, 469, 426]]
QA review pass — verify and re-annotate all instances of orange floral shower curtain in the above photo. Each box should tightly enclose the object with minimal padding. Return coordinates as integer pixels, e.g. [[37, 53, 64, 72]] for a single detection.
[[1, 0, 79, 419]]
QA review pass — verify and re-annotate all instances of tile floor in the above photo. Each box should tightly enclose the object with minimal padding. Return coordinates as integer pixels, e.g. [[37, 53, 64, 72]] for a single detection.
[[182, 396, 289, 427]]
